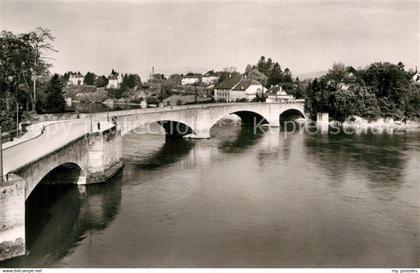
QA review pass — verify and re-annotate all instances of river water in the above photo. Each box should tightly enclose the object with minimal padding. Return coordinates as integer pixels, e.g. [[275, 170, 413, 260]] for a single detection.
[[1, 120, 419, 267]]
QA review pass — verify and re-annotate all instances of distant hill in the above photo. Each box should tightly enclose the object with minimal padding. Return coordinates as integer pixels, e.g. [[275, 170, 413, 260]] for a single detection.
[[297, 70, 327, 80]]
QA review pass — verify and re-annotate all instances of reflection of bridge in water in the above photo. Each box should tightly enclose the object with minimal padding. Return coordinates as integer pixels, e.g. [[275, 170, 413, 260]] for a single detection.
[[0, 173, 123, 268], [0, 102, 305, 262]]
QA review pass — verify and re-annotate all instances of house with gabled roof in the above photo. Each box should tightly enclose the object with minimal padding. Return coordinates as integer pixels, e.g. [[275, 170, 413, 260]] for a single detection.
[[266, 85, 294, 103], [68, 72, 84, 86], [231, 78, 265, 101], [213, 74, 241, 101]]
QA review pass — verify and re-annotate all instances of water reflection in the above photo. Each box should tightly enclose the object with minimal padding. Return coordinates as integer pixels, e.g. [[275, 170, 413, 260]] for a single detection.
[[122, 134, 194, 170], [1, 173, 122, 268], [217, 125, 266, 153], [302, 130, 417, 201]]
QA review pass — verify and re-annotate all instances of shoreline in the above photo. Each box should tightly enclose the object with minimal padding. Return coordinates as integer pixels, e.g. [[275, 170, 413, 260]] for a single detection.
[[330, 117, 420, 129]]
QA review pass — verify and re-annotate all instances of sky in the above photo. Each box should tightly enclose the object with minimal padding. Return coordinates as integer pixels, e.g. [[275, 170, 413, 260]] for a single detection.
[[1, 0, 419, 79]]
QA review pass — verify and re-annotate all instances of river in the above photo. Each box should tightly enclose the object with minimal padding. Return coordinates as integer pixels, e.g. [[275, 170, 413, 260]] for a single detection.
[[1, 120, 419, 267]]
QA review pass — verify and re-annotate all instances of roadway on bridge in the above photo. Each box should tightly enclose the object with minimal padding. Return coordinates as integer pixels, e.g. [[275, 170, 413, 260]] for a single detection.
[[2, 102, 305, 176], [2, 119, 112, 176]]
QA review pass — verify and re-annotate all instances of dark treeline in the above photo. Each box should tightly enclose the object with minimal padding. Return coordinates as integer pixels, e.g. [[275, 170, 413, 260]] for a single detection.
[[0, 28, 62, 131], [305, 63, 420, 121]]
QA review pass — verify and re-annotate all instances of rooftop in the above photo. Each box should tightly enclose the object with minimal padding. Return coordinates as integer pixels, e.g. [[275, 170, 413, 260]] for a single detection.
[[214, 74, 241, 89], [231, 79, 261, 91]]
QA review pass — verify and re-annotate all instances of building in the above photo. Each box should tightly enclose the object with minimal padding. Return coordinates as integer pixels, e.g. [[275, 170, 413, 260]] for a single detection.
[[232, 79, 265, 101], [201, 76, 219, 86], [181, 77, 200, 85], [266, 85, 294, 103], [107, 72, 122, 89], [214, 74, 241, 101], [68, 72, 84, 86]]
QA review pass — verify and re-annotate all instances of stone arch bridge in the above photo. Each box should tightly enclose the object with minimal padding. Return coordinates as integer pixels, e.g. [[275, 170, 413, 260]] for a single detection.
[[104, 102, 306, 138], [0, 102, 305, 262]]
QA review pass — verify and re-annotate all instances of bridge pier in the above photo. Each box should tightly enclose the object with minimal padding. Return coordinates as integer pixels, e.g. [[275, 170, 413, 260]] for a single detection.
[[190, 128, 211, 139], [83, 126, 123, 184]]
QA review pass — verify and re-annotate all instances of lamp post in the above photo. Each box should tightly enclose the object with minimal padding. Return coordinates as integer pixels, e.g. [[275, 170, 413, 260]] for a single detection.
[[106, 106, 109, 122], [90, 102, 93, 132], [0, 126, 3, 183], [8, 75, 20, 139], [194, 83, 198, 104], [16, 99, 19, 138]]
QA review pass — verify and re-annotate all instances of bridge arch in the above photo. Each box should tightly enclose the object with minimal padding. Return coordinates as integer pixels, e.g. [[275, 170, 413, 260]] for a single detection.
[[157, 120, 195, 137], [231, 111, 269, 126], [208, 109, 270, 136], [279, 108, 306, 127], [24, 161, 87, 200]]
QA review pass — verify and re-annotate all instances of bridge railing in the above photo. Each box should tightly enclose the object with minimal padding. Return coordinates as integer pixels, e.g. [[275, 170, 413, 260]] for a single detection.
[[89, 101, 305, 119], [24, 101, 307, 125], [6, 101, 306, 143]]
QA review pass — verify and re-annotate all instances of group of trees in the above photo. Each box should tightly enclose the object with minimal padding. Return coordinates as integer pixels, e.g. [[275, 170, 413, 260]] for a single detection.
[[0, 28, 64, 131], [64, 69, 143, 100], [244, 56, 305, 99], [305, 62, 420, 121], [106, 72, 142, 99]]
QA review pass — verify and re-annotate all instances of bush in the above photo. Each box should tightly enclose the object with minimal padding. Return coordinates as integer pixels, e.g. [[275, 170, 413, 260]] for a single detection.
[[146, 96, 159, 105]]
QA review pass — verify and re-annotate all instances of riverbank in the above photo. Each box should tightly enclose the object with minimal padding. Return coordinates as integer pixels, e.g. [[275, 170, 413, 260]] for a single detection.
[[330, 116, 420, 130]]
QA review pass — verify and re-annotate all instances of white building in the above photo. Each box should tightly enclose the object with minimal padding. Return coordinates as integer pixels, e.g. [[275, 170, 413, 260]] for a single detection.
[[107, 73, 122, 89], [181, 77, 200, 85], [201, 76, 219, 86], [68, 73, 84, 86], [266, 85, 294, 103]]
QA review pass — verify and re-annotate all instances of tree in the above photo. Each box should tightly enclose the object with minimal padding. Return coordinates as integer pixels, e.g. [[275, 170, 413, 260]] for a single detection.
[[361, 62, 411, 118], [168, 74, 183, 84], [292, 77, 305, 99], [0, 31, 34, 111], [146, 96, 159, 105], [43, 74, 65, 113], [246, 69, 267, 85], [244, 64, 254, 73], [121, 73, 142, 89], [84, 71, 96, 85], [326, 63, 346, 87], [24, 28, 57, 111], [95, 75, 108, 88], [79, 89, 108, 103], [266, 62, 283, 88], [257, 56, 266, 72]]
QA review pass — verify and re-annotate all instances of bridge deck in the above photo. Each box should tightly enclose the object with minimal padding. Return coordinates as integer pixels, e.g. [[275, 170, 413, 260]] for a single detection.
[[2, 120, 113, 175], [2, 102, 305, 175]]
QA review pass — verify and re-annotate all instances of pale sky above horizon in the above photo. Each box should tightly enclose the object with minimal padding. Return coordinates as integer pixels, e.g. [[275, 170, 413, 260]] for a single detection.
[[1, 0, 419, 79]]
